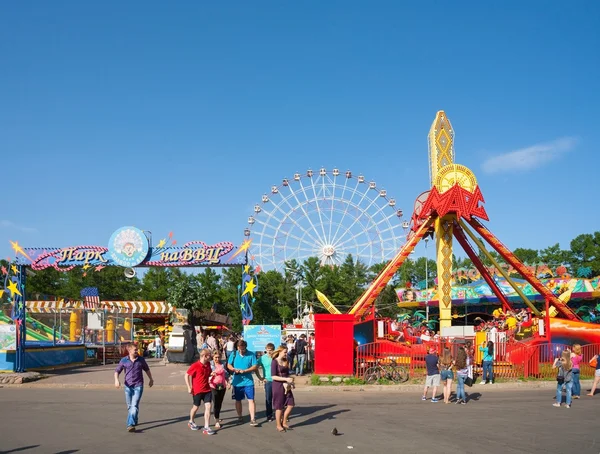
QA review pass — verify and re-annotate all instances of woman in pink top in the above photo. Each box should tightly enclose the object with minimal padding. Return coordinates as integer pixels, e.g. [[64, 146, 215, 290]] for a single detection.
[[210, 351, 230, 429], [570, 344, 583, 399]]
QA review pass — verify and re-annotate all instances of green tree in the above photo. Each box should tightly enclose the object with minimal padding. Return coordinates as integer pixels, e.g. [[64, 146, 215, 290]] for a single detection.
[[513, 248, 539, 265], [569, 232, 600, 276]]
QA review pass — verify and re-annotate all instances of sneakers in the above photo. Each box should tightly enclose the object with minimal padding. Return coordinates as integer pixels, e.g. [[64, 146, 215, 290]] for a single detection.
[[480, 381, 487, 385], [455, 399, 462, 404], [552, 403, 561, 407], [460, 400, 467, 405], [202, 427, 215, 435], [188, 421, 200, 431], [250, 419, 259, 427], [421, 396, 427, 401], [127, 426, 136, 432], [565, 404, 571, 409], [431, 398, 439, 403], [215, 422, 221, 429]]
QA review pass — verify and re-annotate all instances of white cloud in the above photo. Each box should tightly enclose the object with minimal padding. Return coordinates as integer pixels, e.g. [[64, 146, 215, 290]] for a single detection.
[[0, 220, 37, 233], [481, 137, 578, 174]]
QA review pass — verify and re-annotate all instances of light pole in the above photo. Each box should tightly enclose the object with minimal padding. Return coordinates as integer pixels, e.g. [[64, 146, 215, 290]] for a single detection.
[[424, 238, 429, 323]]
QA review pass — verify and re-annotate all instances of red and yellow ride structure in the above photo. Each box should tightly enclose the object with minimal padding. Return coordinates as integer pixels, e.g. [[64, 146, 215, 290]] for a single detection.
[[314, 111, 600, 376]]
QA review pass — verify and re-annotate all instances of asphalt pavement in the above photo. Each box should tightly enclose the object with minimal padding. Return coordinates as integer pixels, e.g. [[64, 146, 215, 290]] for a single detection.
[[1, 386, 599, 454]]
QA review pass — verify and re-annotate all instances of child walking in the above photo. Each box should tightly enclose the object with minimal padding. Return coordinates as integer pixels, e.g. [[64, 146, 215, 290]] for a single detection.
[[185, 349, 215, 434]]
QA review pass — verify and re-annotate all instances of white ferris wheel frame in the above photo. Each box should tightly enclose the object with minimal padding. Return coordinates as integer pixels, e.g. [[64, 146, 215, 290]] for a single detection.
[[246, 169, 409, 271]]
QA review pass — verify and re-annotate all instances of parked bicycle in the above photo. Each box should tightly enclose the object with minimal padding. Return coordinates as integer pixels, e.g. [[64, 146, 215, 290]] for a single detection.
[[363, 358, 409, 384]]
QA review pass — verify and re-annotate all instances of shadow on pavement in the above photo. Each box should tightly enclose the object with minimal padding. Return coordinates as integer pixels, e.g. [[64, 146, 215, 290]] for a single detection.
[[290, 408, 350, 429], [135, 416, 189, 432], [0, 446, 40, 454]]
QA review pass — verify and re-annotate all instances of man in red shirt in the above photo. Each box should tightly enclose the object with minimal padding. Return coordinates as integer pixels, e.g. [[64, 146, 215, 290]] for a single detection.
[[185, 349, 215, 434]]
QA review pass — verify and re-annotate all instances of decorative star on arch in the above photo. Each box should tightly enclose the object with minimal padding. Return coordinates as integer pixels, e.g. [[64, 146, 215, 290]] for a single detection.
[[7, 280, 22, 298], [242, 279, 257, 298]]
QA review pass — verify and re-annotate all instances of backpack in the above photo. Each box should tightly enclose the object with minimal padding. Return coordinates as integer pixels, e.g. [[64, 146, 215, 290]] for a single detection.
[[557, 366, 572, 384]]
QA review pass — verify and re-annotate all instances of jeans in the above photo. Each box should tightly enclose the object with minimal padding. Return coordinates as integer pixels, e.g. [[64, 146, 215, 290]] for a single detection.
[[296, 354, 306, 375], [556, 381, 573, 405], [124, 385, 144, 427], [456, 375, 467, 401], [264, 381, 273, 419], [482, 361, 493, 383], [572, 369, 580, 396], [156, 345, 163, 358]]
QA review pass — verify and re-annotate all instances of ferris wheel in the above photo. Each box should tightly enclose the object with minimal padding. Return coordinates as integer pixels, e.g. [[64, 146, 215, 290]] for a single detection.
[[245, 168, 409, 271]]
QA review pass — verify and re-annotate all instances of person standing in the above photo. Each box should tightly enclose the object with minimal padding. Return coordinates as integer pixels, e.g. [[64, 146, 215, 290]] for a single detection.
[[422, 347, 440, 402], [154, 333, 163, 358], [479, 341, 494, 385], [295, 334, 308, 376], [553, 350, 573, 408], [455, 347, 469, 405], [570, 344, 583, 399], [271, 346, 295, 432], [439, 348, 454, 404], [286, 336, 296, 372], [587, 353, 600, 396], [209, 350, 229, 429], [227, 340, 259, 426], [185, 349, 215, 434], [207, 331, 218, 353], [225, 336, 236, 362], [114, 343, 154, 432], [256, 343, 275, 422]]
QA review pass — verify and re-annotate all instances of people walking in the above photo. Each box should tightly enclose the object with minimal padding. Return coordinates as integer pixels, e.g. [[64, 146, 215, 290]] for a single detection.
[[185, 349, 215, 434], [210, 350, 229, 429], [479, 341, 494, 384], [271, 346, 295, 432], [114, 343, 154, 432], [256, 343, 275, 422], [422, 347, 440, 402], [553, 350, 573, 408], [227, 340, 259, 426], [439, 347, 454, 404], [570, 344, 583, 399], [154, 333, 163, 358]]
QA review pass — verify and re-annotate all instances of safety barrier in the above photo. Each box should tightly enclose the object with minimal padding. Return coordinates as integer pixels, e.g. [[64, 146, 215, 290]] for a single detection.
[[355, 340, 600, 381]]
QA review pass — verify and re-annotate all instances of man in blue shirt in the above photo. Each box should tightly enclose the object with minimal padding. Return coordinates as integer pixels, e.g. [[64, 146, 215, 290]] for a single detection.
[[227, 340, 259, 426], [422, 346, 440, 402], [114, 343, 154, 432]]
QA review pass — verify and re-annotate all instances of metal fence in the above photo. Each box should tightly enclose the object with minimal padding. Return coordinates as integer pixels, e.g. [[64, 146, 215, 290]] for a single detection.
[[355, 340, 600, 381]]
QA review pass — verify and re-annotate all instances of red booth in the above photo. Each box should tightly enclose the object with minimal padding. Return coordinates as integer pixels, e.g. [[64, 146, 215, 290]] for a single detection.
[[314, 314, 355, 376]]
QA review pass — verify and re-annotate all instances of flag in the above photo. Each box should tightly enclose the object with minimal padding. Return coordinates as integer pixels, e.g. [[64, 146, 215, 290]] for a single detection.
[[81, 287, 100, 310]]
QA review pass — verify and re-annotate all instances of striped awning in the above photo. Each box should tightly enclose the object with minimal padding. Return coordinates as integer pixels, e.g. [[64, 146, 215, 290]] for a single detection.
[[26, 301, 173, 314]]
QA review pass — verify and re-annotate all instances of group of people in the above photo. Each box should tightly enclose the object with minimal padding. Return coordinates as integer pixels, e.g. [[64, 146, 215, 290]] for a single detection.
[[113, 339, 298, 434], [552, 344, 600, 408], [283, 333, 315, 376], [422, 341, 495, 405], [476, 308, 538, 338]]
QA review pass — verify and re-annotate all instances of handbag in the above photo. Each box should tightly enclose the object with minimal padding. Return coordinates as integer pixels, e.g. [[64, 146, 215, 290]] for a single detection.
[[590, 356, 598, 368], [464, 376, 474, 387]]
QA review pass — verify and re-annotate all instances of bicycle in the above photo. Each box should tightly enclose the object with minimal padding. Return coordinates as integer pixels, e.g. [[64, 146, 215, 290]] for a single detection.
[[363, 358, 409, 384]]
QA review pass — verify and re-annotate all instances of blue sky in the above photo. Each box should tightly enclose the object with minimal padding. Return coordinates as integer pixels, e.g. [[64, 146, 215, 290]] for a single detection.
[[1, 1, 598, 268]]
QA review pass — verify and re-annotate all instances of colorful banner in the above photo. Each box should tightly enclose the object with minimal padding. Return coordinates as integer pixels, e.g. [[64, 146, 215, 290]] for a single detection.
[[397, 276, 600, 306], [14, 227, 248, 270], [243, 325, 281, 354], [0, 325, 17, 350]]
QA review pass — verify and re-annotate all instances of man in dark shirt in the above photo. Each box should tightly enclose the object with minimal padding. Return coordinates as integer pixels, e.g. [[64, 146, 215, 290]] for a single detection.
[[114, 343, 154, 432], [295, 334, 308, 376], [422, 346, 440, 402]]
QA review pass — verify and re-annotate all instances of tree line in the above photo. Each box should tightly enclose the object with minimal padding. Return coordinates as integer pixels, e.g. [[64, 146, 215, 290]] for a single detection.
[[1, 231, 597, 331]]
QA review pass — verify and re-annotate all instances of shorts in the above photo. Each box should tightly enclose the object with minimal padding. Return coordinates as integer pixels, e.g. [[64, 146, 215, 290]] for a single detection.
[[233, 385, 255, 401], [192, 391, 213, 406], [441, 370, 454, 381], [595, 369, 600, 378], [425, 374, 440, 387]]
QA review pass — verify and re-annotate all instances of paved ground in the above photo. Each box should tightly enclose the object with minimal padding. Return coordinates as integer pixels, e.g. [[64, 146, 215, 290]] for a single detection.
[[1, 386, 600, 454]]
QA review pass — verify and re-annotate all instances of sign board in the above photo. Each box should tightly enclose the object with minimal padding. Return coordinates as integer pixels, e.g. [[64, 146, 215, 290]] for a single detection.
[[243, 325, 281, 354], [87, 312, 104, 330], [441, 325, 476, 338], [0, 324, 17, 350]]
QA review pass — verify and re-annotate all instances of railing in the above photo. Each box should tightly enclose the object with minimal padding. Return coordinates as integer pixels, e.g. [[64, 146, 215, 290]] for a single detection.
[[356, 340, 600, 381]]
